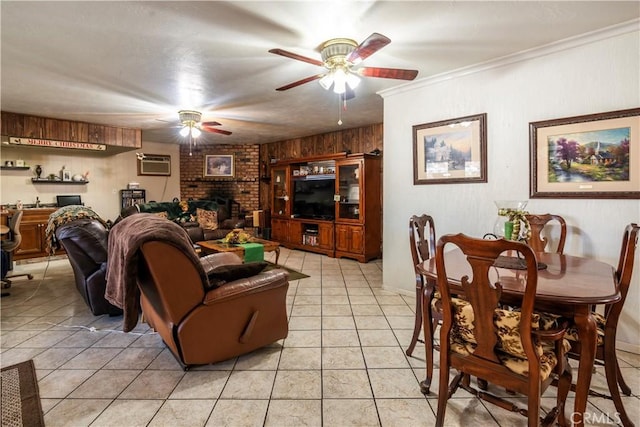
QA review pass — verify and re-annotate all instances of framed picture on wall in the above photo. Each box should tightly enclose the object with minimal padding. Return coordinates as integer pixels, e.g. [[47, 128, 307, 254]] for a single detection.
[[413, 113, 487, 185], [204, 154, 234, 177], [530, 108, 640, 199]]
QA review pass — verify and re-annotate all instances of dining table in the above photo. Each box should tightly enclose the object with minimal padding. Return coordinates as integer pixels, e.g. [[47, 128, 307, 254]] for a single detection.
[[417, 249, 619, 427]]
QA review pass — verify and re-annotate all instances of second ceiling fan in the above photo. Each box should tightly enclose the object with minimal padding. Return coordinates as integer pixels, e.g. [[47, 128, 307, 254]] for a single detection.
[[269, 32, 418, 95]]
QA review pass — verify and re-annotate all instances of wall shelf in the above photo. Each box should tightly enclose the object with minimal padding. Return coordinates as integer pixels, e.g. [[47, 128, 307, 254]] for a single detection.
[[1, 166, 30, 170], [31, 178, 89, 185]]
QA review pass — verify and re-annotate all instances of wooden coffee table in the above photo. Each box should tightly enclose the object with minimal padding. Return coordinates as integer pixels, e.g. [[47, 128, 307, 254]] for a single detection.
[[196, 238, 280, 265]]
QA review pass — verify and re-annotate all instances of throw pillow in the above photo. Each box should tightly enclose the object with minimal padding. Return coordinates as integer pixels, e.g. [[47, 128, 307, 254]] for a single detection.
[[205, 261, 268, 289], [197, 208, 218, 230]]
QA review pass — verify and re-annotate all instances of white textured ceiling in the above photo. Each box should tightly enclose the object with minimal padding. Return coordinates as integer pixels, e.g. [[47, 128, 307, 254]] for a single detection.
[[1, 1, 638, 145]]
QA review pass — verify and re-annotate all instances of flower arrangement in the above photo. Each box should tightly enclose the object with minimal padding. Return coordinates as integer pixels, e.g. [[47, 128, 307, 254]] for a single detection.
[[223, 228, 252, 244], [497, 208, 531, 241]]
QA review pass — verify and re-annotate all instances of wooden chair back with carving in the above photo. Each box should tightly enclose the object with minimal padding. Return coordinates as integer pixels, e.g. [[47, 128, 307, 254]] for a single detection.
[[406, 214, 438, 393], [525, 214, 567, 253]]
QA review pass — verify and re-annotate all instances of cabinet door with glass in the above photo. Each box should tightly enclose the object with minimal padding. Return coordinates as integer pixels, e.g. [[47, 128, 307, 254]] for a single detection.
[[271, 166, 289, 217], [335, 159, 363, 223]]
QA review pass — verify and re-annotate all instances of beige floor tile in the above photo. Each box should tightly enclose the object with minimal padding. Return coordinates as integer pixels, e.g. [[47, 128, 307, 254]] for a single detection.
[[207, 399, 269, 427], [323, 399, 380, 426], [291, 304, 322, 316], [322, 315, 356, 330], [349, 295, 379, 305], [284, 330, 322, 347], [69, 369, 139, 398], [53, 329, 109, 348], [149, 399, 215, 427], [376, 295, 407, 305], [354, 315, 391, 330], [430, 397, 500, 426], [323, 369, 373, 398], [220, 370, 276, 399], [350, 304, 384, 316], [380, 304, 414, 316], [265, 399, 322, 426], [272, 370, 322, 399], [288, 316, 321, 330], [362, 346, 411, 369], [146, 348, 185, 370], [169, 370, 230, 399], [322, 287, 348, 296], [376, 398, 436, 426], [92, 399, 164, 427], [234, 346, 282, 370], [120, 370, 185, 399], [358, 329, 399, 347], [43, 398, 112, 426], [322, 347, 366, 369], [322, 329, 361, 347], [279, 347, 321, 370], [103, 347, 162, 370], [32, 346, 84, 369], [60, 347, 122, 369], [38, 369, 96, 398], [321, 304, 353, 316], [0, 347, 46, 367], [386, 315, 416, 329], [368, 368, 424, 398]]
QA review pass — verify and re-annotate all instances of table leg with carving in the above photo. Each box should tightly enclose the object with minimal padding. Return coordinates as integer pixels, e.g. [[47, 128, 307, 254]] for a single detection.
[[572, 307, 598, 427]]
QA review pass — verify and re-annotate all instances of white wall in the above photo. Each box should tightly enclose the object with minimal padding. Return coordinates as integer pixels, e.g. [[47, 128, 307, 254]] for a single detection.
[[381, 24, 640, 351], [1, 140, 181, 221]]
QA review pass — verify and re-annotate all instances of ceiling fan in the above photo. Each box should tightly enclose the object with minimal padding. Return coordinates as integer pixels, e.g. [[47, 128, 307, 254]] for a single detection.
[[177, 110, 231, 156], [178, 110, 232, 137], [269, 33, 418, 95]]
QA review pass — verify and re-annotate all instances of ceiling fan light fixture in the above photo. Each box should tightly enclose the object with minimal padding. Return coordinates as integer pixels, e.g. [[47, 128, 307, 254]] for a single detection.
[[191, 126, 201, 138], [319, 73, 334, 90], [179, 126, 190, 137], [345, 72, 360, 90]]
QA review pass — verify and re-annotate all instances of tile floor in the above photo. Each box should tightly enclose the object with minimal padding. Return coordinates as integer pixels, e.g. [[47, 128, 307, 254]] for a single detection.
[[1, 248, 639, 426]]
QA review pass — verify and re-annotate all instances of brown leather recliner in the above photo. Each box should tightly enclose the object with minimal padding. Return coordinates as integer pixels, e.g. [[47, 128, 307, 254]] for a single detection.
[[136, 242, 289, 368], [55, 219, 123, 316]]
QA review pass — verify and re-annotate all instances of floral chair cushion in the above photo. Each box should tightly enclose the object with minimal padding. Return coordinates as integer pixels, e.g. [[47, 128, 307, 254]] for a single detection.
[[446, 297, 568, 379]]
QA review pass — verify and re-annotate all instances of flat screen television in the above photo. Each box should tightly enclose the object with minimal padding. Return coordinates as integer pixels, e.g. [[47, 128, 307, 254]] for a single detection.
[[56, 195, 83, 207], [292, 178, 335, 220]]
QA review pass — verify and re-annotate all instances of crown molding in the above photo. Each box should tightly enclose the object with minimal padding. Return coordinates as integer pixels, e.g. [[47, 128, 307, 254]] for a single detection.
[[379, 18, 640, 98]]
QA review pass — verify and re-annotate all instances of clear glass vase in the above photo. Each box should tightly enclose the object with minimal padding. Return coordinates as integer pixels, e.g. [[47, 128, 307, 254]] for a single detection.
[[493, 200, 528, 239]]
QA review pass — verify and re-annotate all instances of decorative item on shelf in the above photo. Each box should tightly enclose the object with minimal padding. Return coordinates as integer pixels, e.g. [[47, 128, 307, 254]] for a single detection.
[[493, 200, 531, 241], [61, 166, 71, 181], [16, 159, 24, 167], [5, 160, 14, 167], [16, 200, 23, 210], [35, 165, 43, 179]]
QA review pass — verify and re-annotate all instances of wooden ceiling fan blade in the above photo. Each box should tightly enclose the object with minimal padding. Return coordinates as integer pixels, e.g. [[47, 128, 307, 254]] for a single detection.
[[275, 74, 325, 91], [359, 67, 418, 80], [201, 121, 222, 127], [347, 32, 391, 64], [269, 48, 323, 67], [202, 126, 232, 136]]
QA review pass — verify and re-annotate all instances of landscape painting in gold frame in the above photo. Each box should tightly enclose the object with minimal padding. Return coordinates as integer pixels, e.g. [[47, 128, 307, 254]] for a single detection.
[[413, 113, 487, 185], [530, 108, 640, 199]]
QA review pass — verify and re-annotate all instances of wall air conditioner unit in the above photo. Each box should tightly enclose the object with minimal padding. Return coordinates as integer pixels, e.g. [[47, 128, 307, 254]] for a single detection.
[[137, 154, 171, 176]]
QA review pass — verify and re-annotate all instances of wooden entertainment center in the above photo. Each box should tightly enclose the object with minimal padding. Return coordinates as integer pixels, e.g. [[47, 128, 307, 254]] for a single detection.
[[269, 152, 381, 263]]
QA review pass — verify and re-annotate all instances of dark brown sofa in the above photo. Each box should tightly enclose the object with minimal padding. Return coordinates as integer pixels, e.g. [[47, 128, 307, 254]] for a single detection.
[[120, 199, 245, 242]]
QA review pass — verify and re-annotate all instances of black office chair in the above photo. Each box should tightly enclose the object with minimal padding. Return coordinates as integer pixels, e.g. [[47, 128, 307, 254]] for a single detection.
[[1, 210, 34, 289]]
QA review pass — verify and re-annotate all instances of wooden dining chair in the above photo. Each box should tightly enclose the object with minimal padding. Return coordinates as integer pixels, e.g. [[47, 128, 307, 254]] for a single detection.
[[406, 214, 436, 358], [563, 223, 639, 427], [434, 233, 572, 427], [525, 213, 567, 253]]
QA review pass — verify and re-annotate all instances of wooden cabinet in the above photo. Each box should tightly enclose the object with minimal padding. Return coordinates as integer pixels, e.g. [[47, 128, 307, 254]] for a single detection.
[[3, 208, 61, 260], [269, 152, 381, 262], [335, 224, 364, 255]]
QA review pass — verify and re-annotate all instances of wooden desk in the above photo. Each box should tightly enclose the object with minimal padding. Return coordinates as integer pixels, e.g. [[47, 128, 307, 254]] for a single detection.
[[197, 238, 281, 265], [418, 250, 618, 427]]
